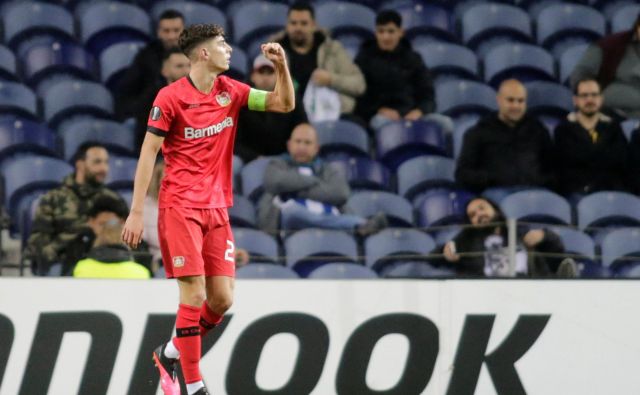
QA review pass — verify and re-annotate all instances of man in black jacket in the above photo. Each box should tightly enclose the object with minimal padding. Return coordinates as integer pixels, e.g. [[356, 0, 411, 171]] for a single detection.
[[455, 79, 555, 193], [553, 77, 629, 199]]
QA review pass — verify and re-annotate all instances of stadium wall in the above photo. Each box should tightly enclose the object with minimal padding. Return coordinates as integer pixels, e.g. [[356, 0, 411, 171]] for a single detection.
[[0, 279, 638, 394]]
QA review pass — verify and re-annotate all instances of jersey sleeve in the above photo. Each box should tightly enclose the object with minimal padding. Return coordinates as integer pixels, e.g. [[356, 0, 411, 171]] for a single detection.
[[231, 79, 251, 109], [147, 87, 174, 136]]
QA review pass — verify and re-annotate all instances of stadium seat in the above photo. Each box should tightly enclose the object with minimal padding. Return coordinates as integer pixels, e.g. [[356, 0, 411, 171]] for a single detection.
[[415, 188, 475, 228], [525, 81, 573, 120], [0, 45, 17, 81], [462, 3, 533, 58], [345, 191, 414, 227], [396, 155, 456, 201], [57, 118, 135, 161], [375, 120, 448, 171], [601, 228, 640, 269], [383, 261, 455, 278], [452, 115, 480, 159], [621, 119, 639, 141], [18, 191, 44, 244], [151, 1, 227, 31], [315, 2, 375, 40], [388, 2, 456, 42], [577, 191, 640, 230], [481, 186, 549, 205], [285, 229, 358, 277], [364, 228, 436, 274], [100, 41, 145, 90], [231, 1, 288, 49], [308, 262, 378, 279], [314, 120, 370, 158], [233, 228, 279, 263], [229, 194, 257, 228], [2, 2, 74, 50], [594, 0, 638, 20], [483, 43, 556, 88], [236, 263, 299, 279], [545, 226, 595, 262], [0, 117, 57, 161], [241, 156, 272, 202], [435, 80, 497, 118], [558, 43, 589, 85], [105, 155, 137, 189], [326, 156, 389, 192], [79, 2, 152, 55], [414, 42, 479, 83], [536, 4, 606, 57], [42, 80, 114, 128], [227, 47, 248, 81], [610, 4, 640, 33], [0, 82, 39, 120], [500, 189, 572, 225]]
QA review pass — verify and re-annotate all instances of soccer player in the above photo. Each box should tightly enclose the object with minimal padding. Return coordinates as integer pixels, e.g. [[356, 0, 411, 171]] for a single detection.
[[121, 24, 294, 395]]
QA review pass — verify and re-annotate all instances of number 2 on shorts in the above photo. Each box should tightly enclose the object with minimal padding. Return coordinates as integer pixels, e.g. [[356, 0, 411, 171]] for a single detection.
[[224, 240, 235, 262]]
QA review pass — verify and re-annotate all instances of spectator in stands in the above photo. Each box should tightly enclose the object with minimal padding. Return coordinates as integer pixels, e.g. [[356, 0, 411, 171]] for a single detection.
[[273, 1, 365, 122], [554, 77, 628, 200], [115, 10, 185, 125], [455, 79, 555, 193], [570, 13, 640, 118], [258, 123, 387, 235], [73, 196, 150, 279], [442, 197, 576, 277], [235, 54, 308, 162], [354, 10, 451, 132], [24, 142, 125, 276]]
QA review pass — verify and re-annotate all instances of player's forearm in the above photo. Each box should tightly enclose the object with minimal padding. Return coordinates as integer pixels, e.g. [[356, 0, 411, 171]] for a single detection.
[[130, 135, 162, 214], [273, 62, 295, 112]]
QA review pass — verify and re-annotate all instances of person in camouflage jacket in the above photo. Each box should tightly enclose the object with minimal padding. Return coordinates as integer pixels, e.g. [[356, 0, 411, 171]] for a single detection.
[[24, 142, 125, 275]]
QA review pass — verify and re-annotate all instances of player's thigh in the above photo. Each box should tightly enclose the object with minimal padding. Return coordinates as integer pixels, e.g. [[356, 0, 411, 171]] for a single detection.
[[202, 220, 236, 278], [158, 207, 206, 278]]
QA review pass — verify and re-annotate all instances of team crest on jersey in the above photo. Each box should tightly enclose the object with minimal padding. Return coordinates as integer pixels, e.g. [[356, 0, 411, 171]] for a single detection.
[[216, 91, 231, 107], [149, 106, 162, 121], [173, 256, 185, 268]]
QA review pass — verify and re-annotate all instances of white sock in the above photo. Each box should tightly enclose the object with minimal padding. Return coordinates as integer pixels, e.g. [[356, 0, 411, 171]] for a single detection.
[[187, 381, 204, 394], [163, 339, 180, 359]]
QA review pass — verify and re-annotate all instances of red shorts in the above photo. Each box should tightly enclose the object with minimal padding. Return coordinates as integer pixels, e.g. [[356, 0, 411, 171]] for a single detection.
[[158, 207, 236, 278]]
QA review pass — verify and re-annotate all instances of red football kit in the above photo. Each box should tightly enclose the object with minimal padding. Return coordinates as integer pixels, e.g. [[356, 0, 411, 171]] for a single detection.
[[148, 75, 251, 278]]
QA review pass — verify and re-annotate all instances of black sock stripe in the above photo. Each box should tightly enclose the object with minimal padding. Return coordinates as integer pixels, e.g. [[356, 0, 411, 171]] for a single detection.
[[199, 318, 216, 330], [176, 326, 200, 337]]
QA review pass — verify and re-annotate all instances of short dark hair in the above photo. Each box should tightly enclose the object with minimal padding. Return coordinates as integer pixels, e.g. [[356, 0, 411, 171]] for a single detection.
[[88, 195, 129, 220], [72, 141, 107, 164], [288, 1, 315, 18], [162, 46, 184, 62], [573, 76, 601, 95], [178, 24, 225, 57], [376, 10, 402, 27], [158, 9, 184, 22]]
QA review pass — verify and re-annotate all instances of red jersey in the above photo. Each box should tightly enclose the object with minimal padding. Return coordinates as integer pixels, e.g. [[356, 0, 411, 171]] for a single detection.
[[148, 75, 250, 209]]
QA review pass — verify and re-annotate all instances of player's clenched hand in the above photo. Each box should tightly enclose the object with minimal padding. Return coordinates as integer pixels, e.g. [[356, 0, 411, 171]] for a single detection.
[[121, 212, 144, 249], [261, 43, 286, 66]]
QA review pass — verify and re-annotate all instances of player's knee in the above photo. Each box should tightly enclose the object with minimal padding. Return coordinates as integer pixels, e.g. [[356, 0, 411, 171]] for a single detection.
[[210, 294, 233, 314]]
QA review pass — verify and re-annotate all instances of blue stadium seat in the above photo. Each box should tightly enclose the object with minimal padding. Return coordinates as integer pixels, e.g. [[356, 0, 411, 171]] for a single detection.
[[79, 2, 152, 55], [536, 4, 606, 57], [481, 186, 550, 205], [346, 191, 414, 227], [610, 4, 640, 33], [452, 115, 480, 159], [525, 81, 573, 120], [151, 1, 227, 30], [18, 191, 44, 244], [397, 155, 456, 201], [389, 2, 456, 43], [375, 119, 448, 171], [577, 191, 640, 230], [314, 120, 370, 158], [364, 228, 436, 274], [2, 2, 74, 50], [22, 41, 98, 93], [462, 3, 533, 58], [336, 33, 363, 60], [558, 43, 589, 85], [414, 42, 479, 83], [383, 261, 455, 278], [105, 155, 137, 189], [100, 41, 145, 90], [545, 225, 595, 262], [285, 229, 358, 277], [308, 262, 378, 279], [1, 155, 73, 228], [500, 190, 572, 225], [0, 117, 57, 161], [229, 194, 257, 228], [241, 156, 272, 202], [435, 80, 498, 118], [227, 47, 248, 81], [483, 43, 555, 88], [231, 1, 288, 49], [42, 80, 114, 128], [236, 263, 299, 279], [0, 45, 17, 81], [415, 188, 475, 228], [594, 0, 638, 20], [233, 227, 279, 263], [327, 156, 391, 191], [315, 2, 375, 40], [601, 228, 640, 270], [57, 118, 135, 161], [621, 119, 639, 141], [0, 82, 39, 120]]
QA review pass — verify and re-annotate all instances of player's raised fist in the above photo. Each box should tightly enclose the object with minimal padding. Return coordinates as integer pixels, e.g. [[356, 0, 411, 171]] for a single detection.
[[261, 43, 286, 65]]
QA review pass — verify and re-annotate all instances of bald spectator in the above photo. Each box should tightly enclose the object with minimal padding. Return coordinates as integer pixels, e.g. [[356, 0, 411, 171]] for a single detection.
[[455, 79, 555, 193]]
